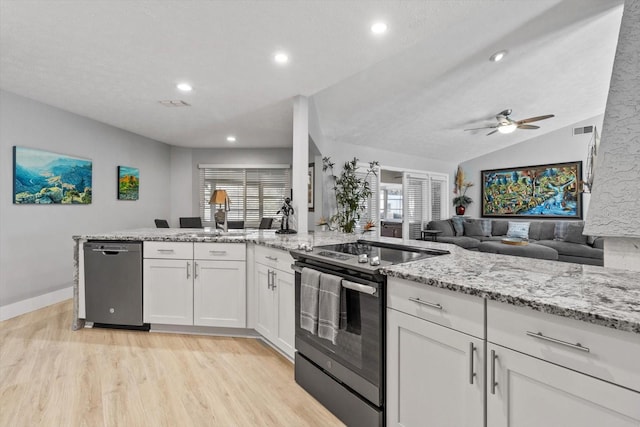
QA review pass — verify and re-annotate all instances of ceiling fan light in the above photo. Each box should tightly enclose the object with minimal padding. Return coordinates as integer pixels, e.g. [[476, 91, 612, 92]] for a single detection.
[[498, 123, 517, 134]]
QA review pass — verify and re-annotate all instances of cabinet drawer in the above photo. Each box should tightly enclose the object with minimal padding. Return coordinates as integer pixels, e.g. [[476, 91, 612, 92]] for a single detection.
[[194, 242, 246, 261], [144, 242, 193, 259], [487, 300, 640, 392], [387, 277, 484, 339], [255, 245, 294, 272]]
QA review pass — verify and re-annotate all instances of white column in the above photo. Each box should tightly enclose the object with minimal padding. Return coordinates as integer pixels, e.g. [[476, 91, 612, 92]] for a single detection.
[[292, 95, 309, 233]]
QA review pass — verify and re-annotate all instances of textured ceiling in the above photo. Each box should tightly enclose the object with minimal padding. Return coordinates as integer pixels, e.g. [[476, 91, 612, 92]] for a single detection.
[[0, 0, 623, 162]]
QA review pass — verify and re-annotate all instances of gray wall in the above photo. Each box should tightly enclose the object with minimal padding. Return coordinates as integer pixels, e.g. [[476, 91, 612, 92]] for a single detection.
[[459, 115, 604, 219], [0, 90, 171, 305]]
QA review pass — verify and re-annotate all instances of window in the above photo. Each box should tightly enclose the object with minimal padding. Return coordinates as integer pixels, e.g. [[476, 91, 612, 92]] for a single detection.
[[380, 185, 403, 219], [199, 166, 291, 228]]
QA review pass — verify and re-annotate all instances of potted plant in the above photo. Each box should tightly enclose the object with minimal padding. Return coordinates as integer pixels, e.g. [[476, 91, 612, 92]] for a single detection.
[[323, 157, 379, 233], [453, 165, 474, 215]]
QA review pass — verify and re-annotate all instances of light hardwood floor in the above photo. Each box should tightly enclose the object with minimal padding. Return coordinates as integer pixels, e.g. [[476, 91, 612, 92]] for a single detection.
[[0, 300, 344, 427]]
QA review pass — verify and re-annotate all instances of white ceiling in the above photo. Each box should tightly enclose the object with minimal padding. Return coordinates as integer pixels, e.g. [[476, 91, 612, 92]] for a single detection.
[[0, 0, 623, 162]]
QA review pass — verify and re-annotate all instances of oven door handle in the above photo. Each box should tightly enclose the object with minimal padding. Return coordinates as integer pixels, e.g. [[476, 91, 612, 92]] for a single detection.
[[342, 280, 377, 296]]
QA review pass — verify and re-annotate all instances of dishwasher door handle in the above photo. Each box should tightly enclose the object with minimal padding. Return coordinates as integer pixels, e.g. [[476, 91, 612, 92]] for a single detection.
[[92, 248, 129, 254]]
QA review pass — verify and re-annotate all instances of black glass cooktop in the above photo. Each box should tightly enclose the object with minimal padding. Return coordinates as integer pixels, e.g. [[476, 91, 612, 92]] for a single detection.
[[314, 240, 448, 265]]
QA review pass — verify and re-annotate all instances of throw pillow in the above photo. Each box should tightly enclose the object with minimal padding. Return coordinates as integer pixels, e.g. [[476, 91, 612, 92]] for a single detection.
[[554, 222, 569, 241], [564, 222, 587, 245], [479, 219, 492, 237], [451, 216, 465, 236], [539, 222, 556, 241], [492, 220, 509, 236], [506, 221, 530, 239], [463, 220, 484, 236]]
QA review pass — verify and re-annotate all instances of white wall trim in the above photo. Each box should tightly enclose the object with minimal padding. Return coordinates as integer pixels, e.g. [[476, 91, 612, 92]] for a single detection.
[[0, 287, 73, 321], [197, 163, 290, 169]]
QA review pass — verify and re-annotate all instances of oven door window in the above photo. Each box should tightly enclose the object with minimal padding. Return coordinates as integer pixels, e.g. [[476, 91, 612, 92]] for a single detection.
[[295, 276, 381, 386]]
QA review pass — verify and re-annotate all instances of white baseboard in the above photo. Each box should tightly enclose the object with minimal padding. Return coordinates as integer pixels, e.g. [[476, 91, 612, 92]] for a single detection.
[[0, 287, 73, 322]]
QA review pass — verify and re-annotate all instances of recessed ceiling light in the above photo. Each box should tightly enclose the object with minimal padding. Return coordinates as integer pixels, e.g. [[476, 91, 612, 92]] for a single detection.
[[274, 52, 289, 64], [176, 83, 192, 91], [226, 135, 236, 142], [489, 50, 508, 62], [371, 22, 388, 34]]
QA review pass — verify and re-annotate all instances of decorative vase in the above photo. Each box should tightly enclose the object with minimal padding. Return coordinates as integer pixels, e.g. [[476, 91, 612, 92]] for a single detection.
[[455, 205, 466, 216]]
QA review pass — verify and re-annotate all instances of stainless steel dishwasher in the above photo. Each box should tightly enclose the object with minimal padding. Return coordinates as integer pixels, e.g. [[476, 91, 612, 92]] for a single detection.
[[84, 241, 147, 329]]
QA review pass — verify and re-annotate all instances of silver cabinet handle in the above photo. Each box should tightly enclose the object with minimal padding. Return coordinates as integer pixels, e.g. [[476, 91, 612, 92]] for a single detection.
[[265, 255, 278, 261], [186, 262, 191, 279], [491, 349, 498, 395], [271, 271, 277, 290], [209, 250, 227, 255], [92, 247, 128, 253], [194, 262, 199, 279], [157, 249, 175, 253], [267, 270, 273, 289], [342, 280, 376, 295], [408, 297, 443, 310], [469, 342, 476, 385], [526, 331, 590, 353]]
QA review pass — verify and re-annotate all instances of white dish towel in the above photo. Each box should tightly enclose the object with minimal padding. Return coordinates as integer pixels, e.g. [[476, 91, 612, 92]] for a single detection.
[[318, 272, 342, 344], [300, 268, 321, 334]]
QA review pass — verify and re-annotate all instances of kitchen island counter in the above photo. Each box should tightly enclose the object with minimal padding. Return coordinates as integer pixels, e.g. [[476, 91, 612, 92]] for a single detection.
[[72, 231, 640, 335]]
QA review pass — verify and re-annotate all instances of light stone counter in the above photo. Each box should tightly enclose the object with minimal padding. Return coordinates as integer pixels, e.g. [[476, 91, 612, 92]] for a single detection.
[[72, 230, 640, 334]]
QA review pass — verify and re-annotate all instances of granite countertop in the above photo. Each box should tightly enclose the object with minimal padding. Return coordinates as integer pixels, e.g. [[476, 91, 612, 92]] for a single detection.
[[73, 229, 640, 334]]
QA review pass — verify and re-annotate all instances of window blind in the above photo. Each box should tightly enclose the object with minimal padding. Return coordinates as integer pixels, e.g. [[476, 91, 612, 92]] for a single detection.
[[430, 177, 446, 221], [355, 164, 380, 235], [405, 175, 428, 239], [199, 167, 291, 228]]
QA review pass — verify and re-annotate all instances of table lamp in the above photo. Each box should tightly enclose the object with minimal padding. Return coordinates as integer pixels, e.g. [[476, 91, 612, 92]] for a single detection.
[[210, 189, 229, 231]]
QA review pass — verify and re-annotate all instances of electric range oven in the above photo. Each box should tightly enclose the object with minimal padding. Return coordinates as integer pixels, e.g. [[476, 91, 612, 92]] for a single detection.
[[290, 240, 449, 426]]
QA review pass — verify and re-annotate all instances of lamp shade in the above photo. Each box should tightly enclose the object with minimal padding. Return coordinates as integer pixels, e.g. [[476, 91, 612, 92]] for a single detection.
[[210, 189, 229, 205]]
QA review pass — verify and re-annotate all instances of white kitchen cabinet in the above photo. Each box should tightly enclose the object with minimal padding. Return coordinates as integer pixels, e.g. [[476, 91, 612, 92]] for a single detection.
[[254, 246, 295, 358], [487, 342, 640, 427], [143, 242, 246, 327], [386, 307, 484, 427], [143, 258, 193, 325], [193, 260, 246, 327]]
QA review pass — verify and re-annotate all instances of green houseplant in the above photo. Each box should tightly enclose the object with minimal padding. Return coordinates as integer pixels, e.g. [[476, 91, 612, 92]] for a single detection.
[[453, 165, 474, 215], [323, 157, 379, 233]]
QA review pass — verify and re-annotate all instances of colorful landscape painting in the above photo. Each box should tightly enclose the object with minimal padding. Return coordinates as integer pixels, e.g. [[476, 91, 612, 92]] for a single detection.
[[117, 166, 139, 200], [481, 161, 582, 219], [13, 146, 92, 204]]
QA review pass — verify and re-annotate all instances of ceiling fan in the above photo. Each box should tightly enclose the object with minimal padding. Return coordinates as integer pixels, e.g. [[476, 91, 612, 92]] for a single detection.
[[464, 109, 555, 136]]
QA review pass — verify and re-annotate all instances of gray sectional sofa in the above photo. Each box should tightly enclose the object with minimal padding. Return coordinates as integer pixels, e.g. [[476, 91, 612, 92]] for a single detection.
[[426, 218, 604, 266]]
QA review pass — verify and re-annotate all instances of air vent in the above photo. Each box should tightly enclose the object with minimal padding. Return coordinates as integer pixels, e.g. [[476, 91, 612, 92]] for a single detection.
[[573, 125, 594, 135], [159, 100, 191, 107]]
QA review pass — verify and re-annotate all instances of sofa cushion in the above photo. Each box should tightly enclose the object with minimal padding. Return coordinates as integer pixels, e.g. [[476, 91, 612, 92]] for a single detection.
[[492, 220, 509, 236], [427, 220, 455, 237], [451, 216, 465, 236], [536, 240, 603, 260], [479, 219, 492, 237], [478, 241, 558, 260], [592, 237, 604, 249], [564, 222, 587, 245], [436, 236, 481, 250], [527, 221, 555, 241], [507, 221, 530, 239], [554, 222, 569, 240], [464, 220, 484, 237]]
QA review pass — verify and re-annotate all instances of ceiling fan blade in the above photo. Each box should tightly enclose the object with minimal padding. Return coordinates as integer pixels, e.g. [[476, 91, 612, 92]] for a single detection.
[[517, 124, 540, 130], [464, 125, 498, 131], [516, 114, 555, 124], [487, 130, 498, 136]]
